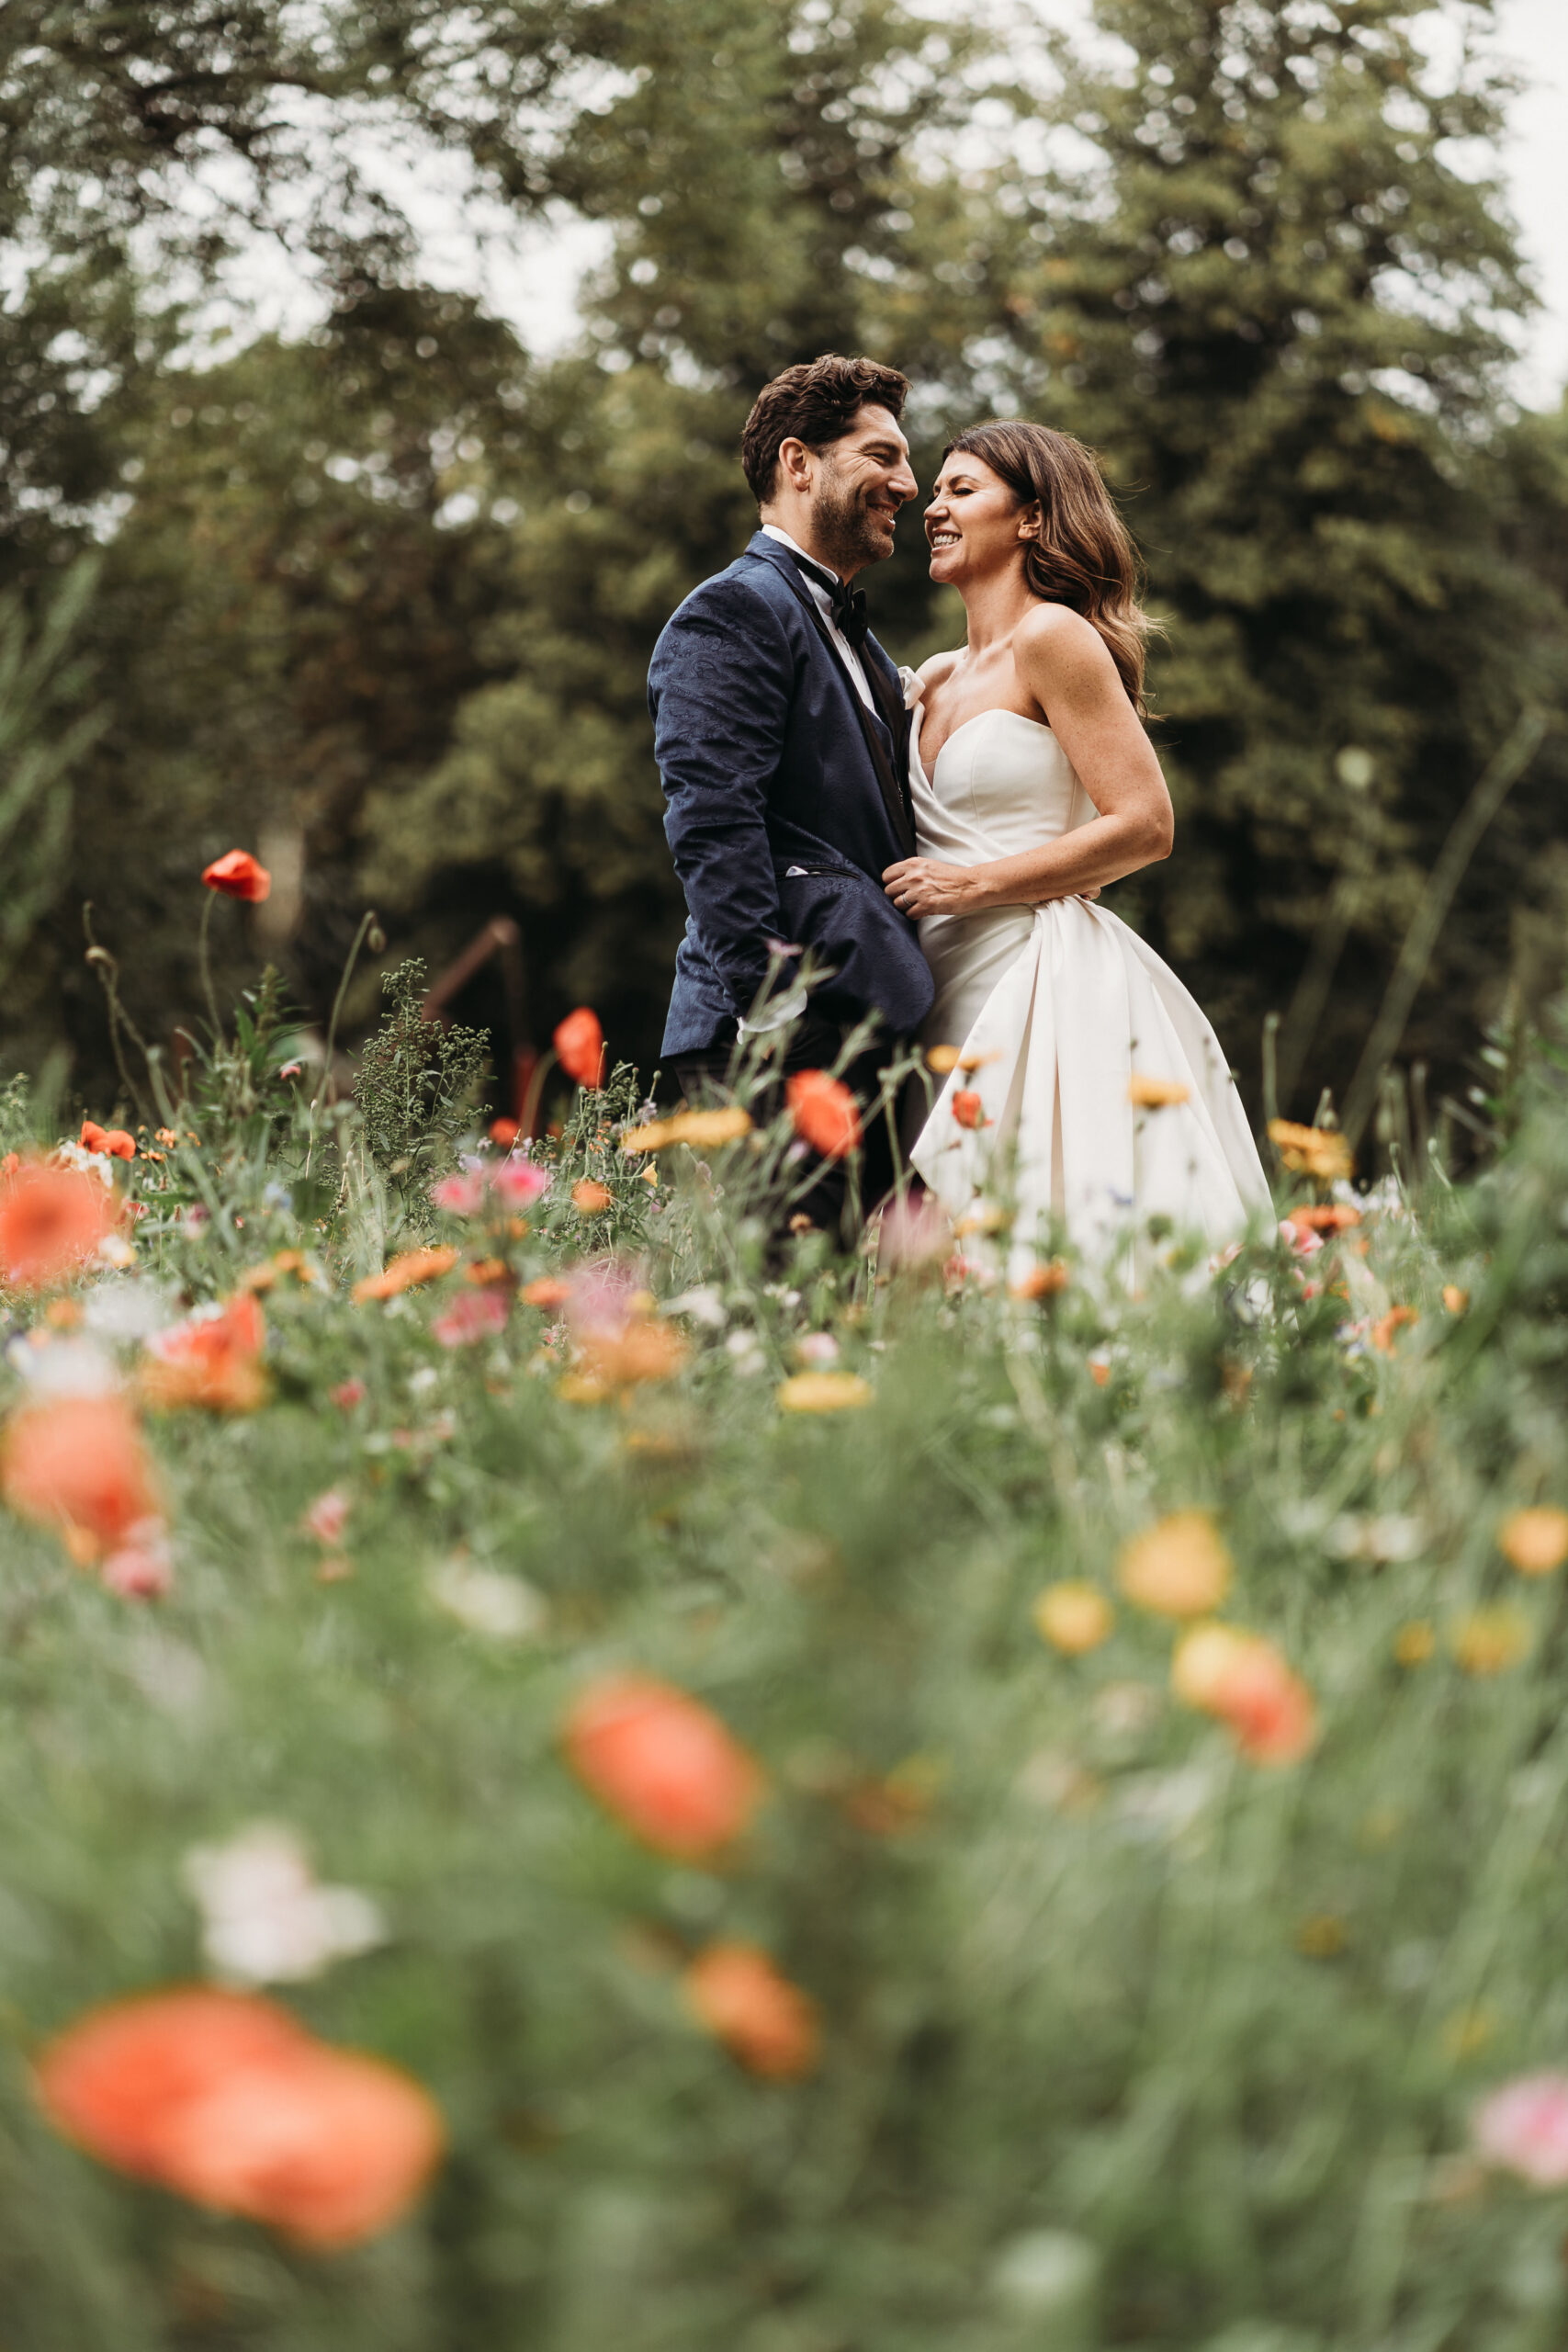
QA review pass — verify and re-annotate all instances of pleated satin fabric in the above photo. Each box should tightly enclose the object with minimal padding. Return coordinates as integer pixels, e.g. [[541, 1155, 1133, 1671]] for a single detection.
[[907, 707, 1272, 1274]]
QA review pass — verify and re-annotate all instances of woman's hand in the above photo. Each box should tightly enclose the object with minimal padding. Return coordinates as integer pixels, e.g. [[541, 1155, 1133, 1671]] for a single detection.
[[882, 858, 976, 917]]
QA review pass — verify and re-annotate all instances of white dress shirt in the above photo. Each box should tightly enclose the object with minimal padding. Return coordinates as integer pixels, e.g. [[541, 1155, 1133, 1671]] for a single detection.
[[761, 524, 874, 710]]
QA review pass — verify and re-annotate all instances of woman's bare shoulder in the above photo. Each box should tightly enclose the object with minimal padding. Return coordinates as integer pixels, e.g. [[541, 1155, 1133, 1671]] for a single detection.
[[1013, 602, 1118, 693]]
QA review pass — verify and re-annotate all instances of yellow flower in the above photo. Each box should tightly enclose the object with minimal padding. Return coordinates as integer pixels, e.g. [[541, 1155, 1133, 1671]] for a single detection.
[[1393, 1620, 1436, 1668], [925, 1045, 962, 1074], [1033, 1581, 1114, 1656], [1442, 1284, 1469, 1314], [776, 1372, 874, 1414], [621, 1106, 753, 1153], [1268, 1118, 1354, 1183], [1295, 1913, 1348, 1960], [1118, 1510, 1233, 1617], [1497, 1506, 1568, 1577], [1128, 1074, 1190, 1108], [1450, 1606, 1531, 1677]]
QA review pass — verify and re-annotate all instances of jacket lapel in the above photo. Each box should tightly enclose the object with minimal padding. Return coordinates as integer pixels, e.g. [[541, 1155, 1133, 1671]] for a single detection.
[[745, 535, 916, 858]]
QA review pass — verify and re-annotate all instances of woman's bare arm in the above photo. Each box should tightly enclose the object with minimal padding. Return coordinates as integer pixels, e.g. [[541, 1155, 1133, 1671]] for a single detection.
[[885, 606, 1172, 917]]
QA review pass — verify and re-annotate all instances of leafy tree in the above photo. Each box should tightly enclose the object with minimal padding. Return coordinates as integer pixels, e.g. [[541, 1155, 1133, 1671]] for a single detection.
[[965, 0, 1566, 1117]]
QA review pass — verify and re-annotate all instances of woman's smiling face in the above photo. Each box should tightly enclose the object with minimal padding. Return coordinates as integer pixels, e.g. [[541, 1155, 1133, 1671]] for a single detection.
[[924, 451, 1037, 586]]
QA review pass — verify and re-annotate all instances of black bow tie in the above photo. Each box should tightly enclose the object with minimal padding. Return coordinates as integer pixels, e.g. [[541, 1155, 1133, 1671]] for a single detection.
[[791, 552, 868, 649]]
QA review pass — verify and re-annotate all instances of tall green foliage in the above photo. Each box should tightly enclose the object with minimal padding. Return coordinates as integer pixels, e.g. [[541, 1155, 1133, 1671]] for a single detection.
[[974, 0, 1567, 1105]]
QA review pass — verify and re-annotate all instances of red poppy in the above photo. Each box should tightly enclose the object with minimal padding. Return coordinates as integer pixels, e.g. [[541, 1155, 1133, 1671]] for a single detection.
[[786, 1070, 861, 1159], [554, 1008, 605, 1089], [952, 1090, 985, 1130], [79, 1120, 137, 1160], [0, 1159, 118, 1291], [141, 1294, 268, 1412], [683, 1943, 820, 2080], [489, 1117, 520, 1148], [563, 1674, 764, 1858], [1, 1393, 162, 1562], [35, 1986, 444, 2247], [201, 850, 272, 903]]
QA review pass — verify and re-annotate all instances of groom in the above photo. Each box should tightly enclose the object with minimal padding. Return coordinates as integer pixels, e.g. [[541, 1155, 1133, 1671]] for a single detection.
[[648, 352, 934, 1226]]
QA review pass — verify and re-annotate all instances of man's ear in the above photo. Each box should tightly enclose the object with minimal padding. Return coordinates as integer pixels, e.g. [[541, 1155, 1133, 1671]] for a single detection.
[[776, 435, 815, 494]]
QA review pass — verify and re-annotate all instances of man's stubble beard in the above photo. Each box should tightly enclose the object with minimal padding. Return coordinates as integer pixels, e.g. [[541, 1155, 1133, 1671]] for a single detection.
[[812, 460, 893, 578]]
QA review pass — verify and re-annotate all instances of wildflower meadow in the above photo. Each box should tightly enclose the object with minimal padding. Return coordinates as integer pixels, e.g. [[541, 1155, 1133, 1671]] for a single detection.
[[2, 859, 1568, 2349]]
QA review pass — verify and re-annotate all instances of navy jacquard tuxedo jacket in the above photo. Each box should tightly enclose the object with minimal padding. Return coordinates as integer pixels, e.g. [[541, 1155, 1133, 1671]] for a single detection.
[[648, 530, 936, 1057]]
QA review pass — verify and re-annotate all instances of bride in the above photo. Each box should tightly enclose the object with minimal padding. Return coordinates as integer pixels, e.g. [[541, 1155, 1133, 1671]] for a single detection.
[[882, 419, 1271, 1271]]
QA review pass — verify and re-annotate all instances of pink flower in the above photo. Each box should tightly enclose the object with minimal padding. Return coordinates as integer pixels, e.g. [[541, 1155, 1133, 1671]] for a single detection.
[[876, 1193, 951, 1272], [101, 1520, 174, 1600], [1279, 1219, 1324, 1258], [300, 1488, 351, 1546], [432, 1289, 509, 1349], [1474, 2075, 1568, 2186], [431, 1170, 486, 1216], [489, 1159, 550, 1209], [330, 1380, 367, 1410], [277, 1061, 303, 1080]]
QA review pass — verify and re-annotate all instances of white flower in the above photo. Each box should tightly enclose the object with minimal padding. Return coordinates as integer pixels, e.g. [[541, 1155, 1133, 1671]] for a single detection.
[[183, 1823, 385, 1985], [6, 1336, 119, 1396], [795, 1332, 840, 1368], [428, 1556, 547, 1641], [897, 664, 926, 710], [84, 1278, 177, 1340], [662, 1285, 728, 1329]]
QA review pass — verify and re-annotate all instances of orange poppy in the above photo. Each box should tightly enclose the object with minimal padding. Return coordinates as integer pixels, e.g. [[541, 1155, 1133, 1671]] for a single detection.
[[1286, 1204, 1360, 1238], [521, 1276, 571, 1310], [786, 1070, 861, 1159], [1172, 1625, 1317, 1766], [554, 1007, 605, 1089], [352, 1246, 458, 1303], [1, 1393, 162, 1562], [0, 1159, 118, 1291], [35, 1986, 442, 2248], [563, 1674, 764, 1858], [952, 1089, 986, 1130], [682, 1943, 820, 2080], [78, 1120, 137, 1159], [201, 850, 272, 902], [571, 1179, 614, 1215], [489, 1117, 520, 1148], [141, 1294, 267, 1412]]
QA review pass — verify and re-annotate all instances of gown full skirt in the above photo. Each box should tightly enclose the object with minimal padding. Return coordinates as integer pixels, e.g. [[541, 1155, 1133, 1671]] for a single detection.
[[905, 705, 1272, 1275]]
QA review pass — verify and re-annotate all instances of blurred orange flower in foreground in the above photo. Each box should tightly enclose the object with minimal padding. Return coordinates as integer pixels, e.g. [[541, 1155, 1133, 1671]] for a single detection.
[[1173, 1624, 1318, 1765], [141, 1295, 268, 1412], [1119, 1510, 1233, 1618], [36, 1987, 442, 2247], [1498, 1507, 1568, 1577], [79, 1120, 136, 1159], [201, 850, 272, 902], [787, 1070, 862, 1159], [1286, 1203, 1360, 1239], [554, 1007, 605, 1089], [571, 1179, 614, 1215], [352, 1246, 458, 1304], [683, 1942, 820, 2080], [1034, 1581, 1114, 1655], [0, 1159, 118, 1291], [1, 1393, 162, 1564], [1127, 1075, 1190, 1108], [1268, 1118, 1353, 1183], [563, 1674, 764, 1858]]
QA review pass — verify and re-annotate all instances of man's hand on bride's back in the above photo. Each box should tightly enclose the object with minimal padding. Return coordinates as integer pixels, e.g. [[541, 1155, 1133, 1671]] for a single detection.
[[883, 857, 1099, 917]]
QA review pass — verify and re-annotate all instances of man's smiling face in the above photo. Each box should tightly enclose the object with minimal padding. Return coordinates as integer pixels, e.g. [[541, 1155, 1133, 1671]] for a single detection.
[[808, 404, 918, 576]]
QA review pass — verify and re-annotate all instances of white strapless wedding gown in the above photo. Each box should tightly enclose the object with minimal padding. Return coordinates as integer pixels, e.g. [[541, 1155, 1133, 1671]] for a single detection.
[[907, 707, 1272, 1272]]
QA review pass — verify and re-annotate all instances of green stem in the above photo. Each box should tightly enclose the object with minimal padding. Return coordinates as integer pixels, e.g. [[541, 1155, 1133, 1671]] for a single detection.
[[305, 909, 377, 1179], [197, 888, 222, 1042]]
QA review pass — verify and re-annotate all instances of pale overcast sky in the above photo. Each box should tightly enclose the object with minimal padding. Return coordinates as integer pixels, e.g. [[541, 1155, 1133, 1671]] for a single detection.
[[209, 0, 1568, 408]]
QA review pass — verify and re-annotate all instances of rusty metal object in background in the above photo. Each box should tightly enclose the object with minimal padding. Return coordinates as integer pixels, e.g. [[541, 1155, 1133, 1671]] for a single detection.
[[421, 916, 537, 1128]]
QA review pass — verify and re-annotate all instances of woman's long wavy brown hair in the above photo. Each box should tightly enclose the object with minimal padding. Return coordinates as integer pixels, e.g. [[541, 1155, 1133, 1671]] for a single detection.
[[942, 420, 1154, 715]]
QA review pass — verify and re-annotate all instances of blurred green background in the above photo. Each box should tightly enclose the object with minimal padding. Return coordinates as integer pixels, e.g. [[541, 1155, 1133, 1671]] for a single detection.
[[2, 0, 1565, 1137]]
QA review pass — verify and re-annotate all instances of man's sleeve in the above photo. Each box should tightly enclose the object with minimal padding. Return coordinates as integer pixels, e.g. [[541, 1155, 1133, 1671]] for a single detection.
[[649, 578, 793, 1017]]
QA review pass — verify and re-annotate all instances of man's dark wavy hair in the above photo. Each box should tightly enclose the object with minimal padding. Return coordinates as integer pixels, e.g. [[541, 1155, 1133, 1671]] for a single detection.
[[740, 354, 908, 503]]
